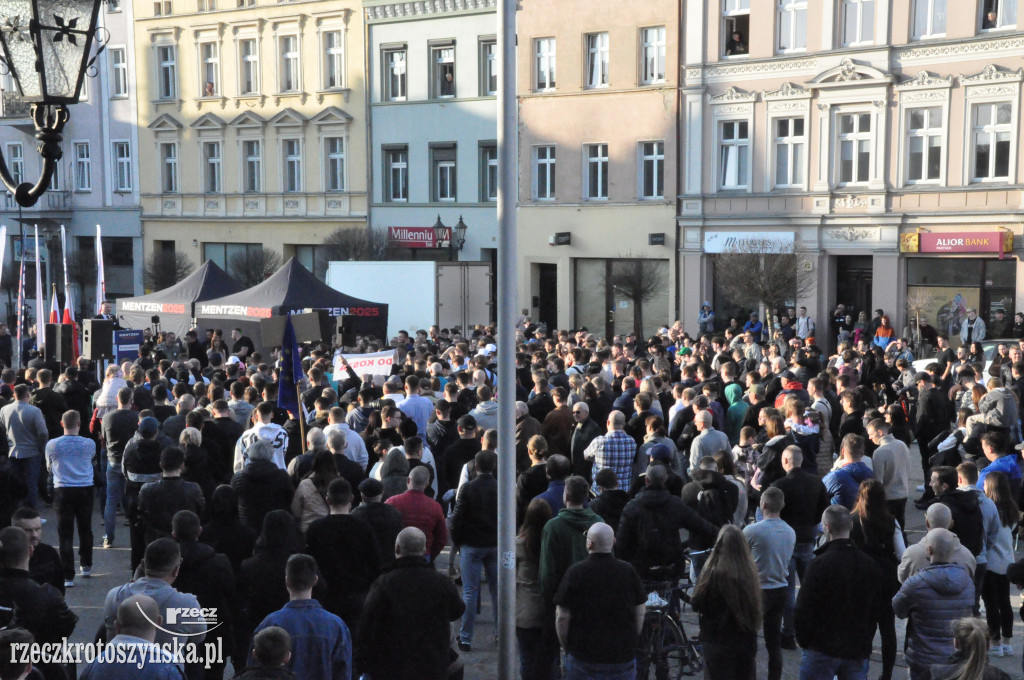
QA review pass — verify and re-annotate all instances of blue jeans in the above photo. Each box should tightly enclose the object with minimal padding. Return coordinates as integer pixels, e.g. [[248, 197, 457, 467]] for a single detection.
[[798, 649, 868, 680], [11, 456, 40, 508], [516, 627, 559, 680], [689, 549, 710, 583], [783, 541, 816, 637], [104, 464, 125, 541], [565, 656, 635, 680], [459, 545, 498, 644]]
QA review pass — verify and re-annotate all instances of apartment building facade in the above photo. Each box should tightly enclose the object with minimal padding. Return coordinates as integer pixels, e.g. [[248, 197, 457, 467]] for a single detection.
[[133, 0, 367, 282], [0, 0, 143, 321]]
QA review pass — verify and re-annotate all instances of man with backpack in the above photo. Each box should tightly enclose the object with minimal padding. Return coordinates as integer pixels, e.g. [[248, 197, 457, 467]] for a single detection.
[[617, 465, 718, 581], [680, 457, 737, 580]]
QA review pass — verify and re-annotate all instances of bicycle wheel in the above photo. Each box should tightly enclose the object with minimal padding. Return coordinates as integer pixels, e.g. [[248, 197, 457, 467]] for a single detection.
[[635, 612, 660, 680], [660, 616, 704, 679]]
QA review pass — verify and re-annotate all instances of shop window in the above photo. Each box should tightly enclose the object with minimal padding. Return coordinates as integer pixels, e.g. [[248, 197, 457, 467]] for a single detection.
[[574, 258, 670, 339]]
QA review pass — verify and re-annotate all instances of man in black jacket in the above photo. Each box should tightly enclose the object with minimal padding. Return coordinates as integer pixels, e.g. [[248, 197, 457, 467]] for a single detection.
[[772, 446, 830, 649], [356, 527, 465, 680], [231, 439, 293, 531], [925, 466, 984, 558], [101, 387, 139, 549], [138, 448, 205, 547], [568, 402, 601, 482], [53, 367, 92, 432], [794, 506, 882, 676], [914, 372, 952, 502], [351, 478, 403, 568], [449, 449, 498, 652]]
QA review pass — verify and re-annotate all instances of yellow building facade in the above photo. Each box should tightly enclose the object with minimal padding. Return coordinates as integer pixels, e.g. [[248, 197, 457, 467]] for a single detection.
[[133, 0, 367, 282]]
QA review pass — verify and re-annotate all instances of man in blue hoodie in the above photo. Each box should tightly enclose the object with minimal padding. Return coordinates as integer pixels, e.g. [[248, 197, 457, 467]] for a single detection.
[[979, 431, 1022, 499], [823, 434, 874, 509]]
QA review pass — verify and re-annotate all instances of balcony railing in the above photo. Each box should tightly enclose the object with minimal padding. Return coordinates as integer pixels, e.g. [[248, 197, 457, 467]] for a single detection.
[[0, 91, 30, 119]]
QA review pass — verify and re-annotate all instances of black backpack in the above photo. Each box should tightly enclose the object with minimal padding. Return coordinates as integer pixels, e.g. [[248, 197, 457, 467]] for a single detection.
[[697, 485, 733, 528], [634, 507, 682, 572]]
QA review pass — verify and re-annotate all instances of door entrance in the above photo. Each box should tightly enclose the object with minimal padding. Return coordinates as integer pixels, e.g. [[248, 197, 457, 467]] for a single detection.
[[535, 263, 557, 330], [835, 256, 874, 323]]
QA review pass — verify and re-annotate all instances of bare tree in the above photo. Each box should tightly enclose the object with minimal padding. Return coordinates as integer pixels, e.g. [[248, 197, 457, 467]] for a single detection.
[[709, 238, 816, 340], [602, 253, 666, 337], [319, 228, 390, 273], [905, 288, 937, 353], [144, 251, 194, 292], [230, 248, 282, 288]]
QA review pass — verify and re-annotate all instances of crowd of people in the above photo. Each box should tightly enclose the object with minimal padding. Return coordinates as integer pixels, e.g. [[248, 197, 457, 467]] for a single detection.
[[0, 304, 1021, 680]]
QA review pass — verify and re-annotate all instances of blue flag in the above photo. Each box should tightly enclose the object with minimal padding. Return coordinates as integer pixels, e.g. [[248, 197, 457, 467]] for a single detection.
[[277, 316, 302, 417]]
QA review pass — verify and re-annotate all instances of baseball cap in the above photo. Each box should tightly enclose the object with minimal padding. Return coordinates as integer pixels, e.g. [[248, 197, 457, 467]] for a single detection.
[[358, 478, 384, 497], [138, 417, 160, 438], [648, 444, 672, 462]]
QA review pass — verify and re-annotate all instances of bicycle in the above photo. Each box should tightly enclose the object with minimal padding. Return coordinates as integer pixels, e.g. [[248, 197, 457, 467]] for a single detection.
[[636, 566, 704, 680]]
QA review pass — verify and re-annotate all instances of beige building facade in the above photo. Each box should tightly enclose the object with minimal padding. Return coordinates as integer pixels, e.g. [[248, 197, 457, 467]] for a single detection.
[[133, 0, 367, 284]]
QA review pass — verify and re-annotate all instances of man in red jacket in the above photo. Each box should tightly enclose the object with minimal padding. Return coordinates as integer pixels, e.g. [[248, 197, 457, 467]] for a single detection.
[[385, 466, 448, 562]]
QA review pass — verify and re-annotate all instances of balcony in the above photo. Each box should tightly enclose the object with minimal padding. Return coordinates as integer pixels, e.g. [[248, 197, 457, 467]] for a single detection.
[[0, 91, 30, 119]]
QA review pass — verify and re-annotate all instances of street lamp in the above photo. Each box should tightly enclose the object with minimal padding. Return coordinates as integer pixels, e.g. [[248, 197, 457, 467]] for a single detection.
[[432, 215, 468, 261], [0, 0, 105, 207]]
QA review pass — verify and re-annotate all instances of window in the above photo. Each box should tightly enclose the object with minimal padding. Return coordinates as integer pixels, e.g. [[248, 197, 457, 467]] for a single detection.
[[533, 145, 555, 200], [278, 35, 299, 92], [971, 102, 1012, 181], [384, 147, 408, 202], [204, 243, 263, 280], [773, 117, 805, 188], [777, 0, 807, 51], [585, 143, 608, 199], [239, 39, 258, 95], [283, 139, 302, 192], [723, 0, 750, 56], [480, 39, 497, 96], [982, 0, 1017, 29], [6, 144, 22, 186], [200, 42, 219, 96], [160, 142, 178, 193], [74, 142, 91, 191], [237, 0, 254, 6], [197, 0, 214, 10], [110, 48, 128, 96], [842, 0, 875, 45], [294, 244, 318, 272], [719, 120, 749, 189], [906, 107, 942, 183], [432, 44, 455, 98], [837, 112, 872, 185], [534, 38, 556, 91], [432, 145, 457, 202], [481, 144, 498, 201], [153, 0, 171, 15], [912, 0, 947, 38], [383, 47, 406, 101], [157, 45, 176, 99], [243, 140, 262, 192], [50, 155, 60, 191], [639, 141, 664, 199], [325, 137, 345, 192], [113, 141, 132, 192], [584, 33, 609, 88], [203, 141, 221, 193], [323, 30, 344, 89], [640, 27, 666, 84], [107, 0, 120, 11]]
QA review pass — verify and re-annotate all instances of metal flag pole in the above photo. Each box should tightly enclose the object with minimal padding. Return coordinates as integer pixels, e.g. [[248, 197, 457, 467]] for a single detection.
[[495, 0, 518, 676]]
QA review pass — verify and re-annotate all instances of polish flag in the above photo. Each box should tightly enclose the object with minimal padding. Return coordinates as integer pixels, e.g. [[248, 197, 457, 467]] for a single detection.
[[48, 285, 60, 324]]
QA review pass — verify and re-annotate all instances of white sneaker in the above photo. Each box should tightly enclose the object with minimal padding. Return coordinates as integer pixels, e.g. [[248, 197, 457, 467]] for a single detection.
[[1002, 643, 1014, 656], [990, 642, 1004, 657], [63, 579, 75, 589], [79, 566, 92, 578], [916, 484, 925, 492]]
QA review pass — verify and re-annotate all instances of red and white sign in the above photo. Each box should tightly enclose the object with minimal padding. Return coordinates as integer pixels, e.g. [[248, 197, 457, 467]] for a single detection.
[[919, 232, 1007, 254], [335, 350, 396, 384], [388, 226, 450, 248]]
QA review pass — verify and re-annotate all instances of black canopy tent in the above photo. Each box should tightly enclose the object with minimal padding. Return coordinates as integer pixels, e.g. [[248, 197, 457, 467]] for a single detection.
[[115, 260, 243, 337], [194, 258, 389, 349]]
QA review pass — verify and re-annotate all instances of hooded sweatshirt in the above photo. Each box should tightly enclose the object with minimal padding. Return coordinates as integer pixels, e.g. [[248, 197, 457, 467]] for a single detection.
[[893, 562, 975, 667], [538, 506, 603, 603]]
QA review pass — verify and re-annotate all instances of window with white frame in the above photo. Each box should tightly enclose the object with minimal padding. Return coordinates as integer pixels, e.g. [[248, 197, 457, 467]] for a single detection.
[[534, 38, 555, 91], [723, 0, 750, 56], [584, 33, 609, 89], [981, 0, 1017, 29], [200, 42, 219, 96], [278, 35, 299, 92], [50, 156, 60, 191], [113, 141, 132, 192], [322, 30, 344, 89], [432, 145, 457, 202], [383, 47, 406, 101], [325, 137, 345, 192], [157, 45, 177, 99], [283, 139, 302, 192], [719, 120, 749, 189], [74, 142, 91, 191], [153, 0, 171, 15], [160, 142, 178, 193], [912, 0, 947, 39], [106, 0, 120, 11], [971, 101, 1012, 182], [239, 39, 259, 94], [432, 44, 455, 98], [237, 0, 253, 6], [480, 39, 497, 96], [639, 141, 664, 199], [110, 48, 128, 96], [384, 147, 408, 202], [774, 117, 805, 188], [481, 144, 498, 201], [837, 112, 872, 185], [842, 0, 875, 46], [777, 0, 807, 52], [534, 145, 555, 200], [640, 27, 666, 84], [197, 0, 214, 11], [585, 143, 608, 199], [6, 144, 22, 186], [243, 140, 262, 192], [905, 106, 942, 183], [203, 141, 221, 193]]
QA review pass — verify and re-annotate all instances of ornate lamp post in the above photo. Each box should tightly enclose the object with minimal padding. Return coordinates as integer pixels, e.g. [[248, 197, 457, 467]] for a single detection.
[[0, 0, 105, 207], [432, 215, 468, 261]]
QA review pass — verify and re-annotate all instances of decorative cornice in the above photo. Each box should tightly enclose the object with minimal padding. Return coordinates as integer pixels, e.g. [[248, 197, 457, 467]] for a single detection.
[[365, 0, 495, 22], [704, 56, 819, 81], [811, 57, 892, 87], [825, 226, 876, 241], [762, 82, 811, 100], [707, 86, 757, 104], [896, 35, 1024, 62], [894, 70, 952, 91], [832, 194, 866, 209], [900, 89, 950, 103], [959, 64, 1024, 86]]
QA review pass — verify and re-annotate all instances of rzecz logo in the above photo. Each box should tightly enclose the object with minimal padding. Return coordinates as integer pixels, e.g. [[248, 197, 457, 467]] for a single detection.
[[140, 605, 221, 637]]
